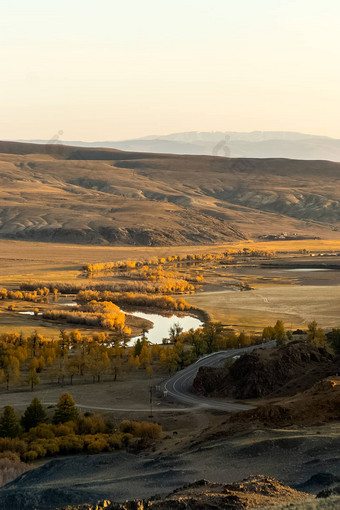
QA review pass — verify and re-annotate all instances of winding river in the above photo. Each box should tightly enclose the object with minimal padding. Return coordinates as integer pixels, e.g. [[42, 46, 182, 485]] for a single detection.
[[19, 303, 203, 345]]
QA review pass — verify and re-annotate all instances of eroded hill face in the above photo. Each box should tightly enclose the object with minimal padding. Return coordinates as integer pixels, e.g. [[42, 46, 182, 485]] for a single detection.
[[193, 341, 337, 400], [0, 141, 339, 245]]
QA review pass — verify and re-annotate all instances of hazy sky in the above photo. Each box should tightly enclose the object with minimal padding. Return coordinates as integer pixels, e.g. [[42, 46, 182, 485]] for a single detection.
[[1, 0, 340, 141]]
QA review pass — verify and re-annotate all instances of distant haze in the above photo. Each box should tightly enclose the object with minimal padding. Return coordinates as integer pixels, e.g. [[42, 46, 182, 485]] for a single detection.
[[20, 131, 340, 162], [1, 1, 340, 141]]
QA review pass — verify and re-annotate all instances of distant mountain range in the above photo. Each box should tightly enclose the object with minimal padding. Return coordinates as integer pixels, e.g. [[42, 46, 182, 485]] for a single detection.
[[18, 131, 340, 161]]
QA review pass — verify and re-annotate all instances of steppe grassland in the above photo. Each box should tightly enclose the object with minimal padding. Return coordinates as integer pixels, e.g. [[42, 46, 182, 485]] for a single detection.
[[0, 238, 338, 337]]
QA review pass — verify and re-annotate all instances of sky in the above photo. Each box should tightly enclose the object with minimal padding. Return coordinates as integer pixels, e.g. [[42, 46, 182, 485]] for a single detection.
[[1, 0, 340, 141]]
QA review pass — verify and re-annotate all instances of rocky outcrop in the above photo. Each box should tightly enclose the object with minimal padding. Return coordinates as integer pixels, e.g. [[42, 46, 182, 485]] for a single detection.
[[193, 341, 336, 399], [60, 476, 310, 509]]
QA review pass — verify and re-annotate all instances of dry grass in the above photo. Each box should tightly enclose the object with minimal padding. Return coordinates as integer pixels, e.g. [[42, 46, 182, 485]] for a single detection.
[[0, 238, 339, 281], [0, 453, 31, 487], [186, 285, 340, 331]]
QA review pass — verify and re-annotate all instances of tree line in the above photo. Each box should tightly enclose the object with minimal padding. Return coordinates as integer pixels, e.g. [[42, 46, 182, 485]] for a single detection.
[[0, 394, 162, 462], [76, 290, 194, 311], [84, 248, 276, 275], [21, 278, 195, 295], [262, 319, 340, 352], [43, 300, 128, 331]]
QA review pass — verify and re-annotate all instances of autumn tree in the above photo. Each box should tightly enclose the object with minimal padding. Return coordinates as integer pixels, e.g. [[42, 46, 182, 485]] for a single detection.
[[59, 329, 70, 359], [53, 393, 78, 424], [274, 320, 286, 346], [262, 321, 286, 345], [109, 345, 123, 381], [161, 347, 180, 374], [238, 331, 251, 347], [29, 330, 39, 357], [173, 340, 193, 369], [87, 345, 110, 383], [69, 329, 82, 344], [203, 322, 223, 353], [262, 326, 275, 341], [139, 344, 151, 368], [128, 350, 138, 369], [307, 321, 327, 347], [169, 323, 183, 342], [66, 356, 79, 385], [28, 366, 40, 392], [134, 338, 148, 357], [187, 329, 206, 358], [1, 355, 20, 390]]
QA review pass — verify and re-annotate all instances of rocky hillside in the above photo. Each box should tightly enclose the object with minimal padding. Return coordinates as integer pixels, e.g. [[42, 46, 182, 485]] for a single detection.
[[232, 377, 340, 428], [60, 477, 309, 509], [0, 141, 339, 245], [193, 341, 337, 399]]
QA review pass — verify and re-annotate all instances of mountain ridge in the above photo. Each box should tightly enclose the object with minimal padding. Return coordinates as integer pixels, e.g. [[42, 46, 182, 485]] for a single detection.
[[14, 130, 340, 162]]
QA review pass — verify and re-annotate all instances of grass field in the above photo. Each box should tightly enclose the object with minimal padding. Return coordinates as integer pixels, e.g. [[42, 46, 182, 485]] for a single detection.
[[186, 285, 340, 331], [0, 238, 339, 270]]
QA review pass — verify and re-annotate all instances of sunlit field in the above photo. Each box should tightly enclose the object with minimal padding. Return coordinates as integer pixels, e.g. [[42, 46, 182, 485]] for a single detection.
[[0, 238, 339, 336]]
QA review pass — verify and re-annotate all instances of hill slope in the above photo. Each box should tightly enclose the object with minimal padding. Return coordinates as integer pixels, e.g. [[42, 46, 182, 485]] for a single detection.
[[0, 141, 339, 245], [193, 341, 337, 400]]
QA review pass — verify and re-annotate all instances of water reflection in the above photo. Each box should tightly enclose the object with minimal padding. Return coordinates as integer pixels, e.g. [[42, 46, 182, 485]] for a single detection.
[[128, 311, 202, 344], [283, 268, 331, 272], [19, 311, 41, 315], [18, 305, 203, 346]]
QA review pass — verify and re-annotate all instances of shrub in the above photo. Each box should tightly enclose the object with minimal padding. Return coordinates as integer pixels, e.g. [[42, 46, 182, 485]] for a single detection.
[[44, 439, 60, 456], [22, 450, 38, 462], [120, 420, 162, 439], [87, 437, 109, 454], [29, 441, 47, 458], [0, 438, 27, 456], [120, 433, 133, 447], [0, 451, 21, 462], [57, 435, 84, 454], [52, 422, 76, 436], [26, 423, 55, 440], [76, 414, 106, 435], [107, 434, 123, 450]]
